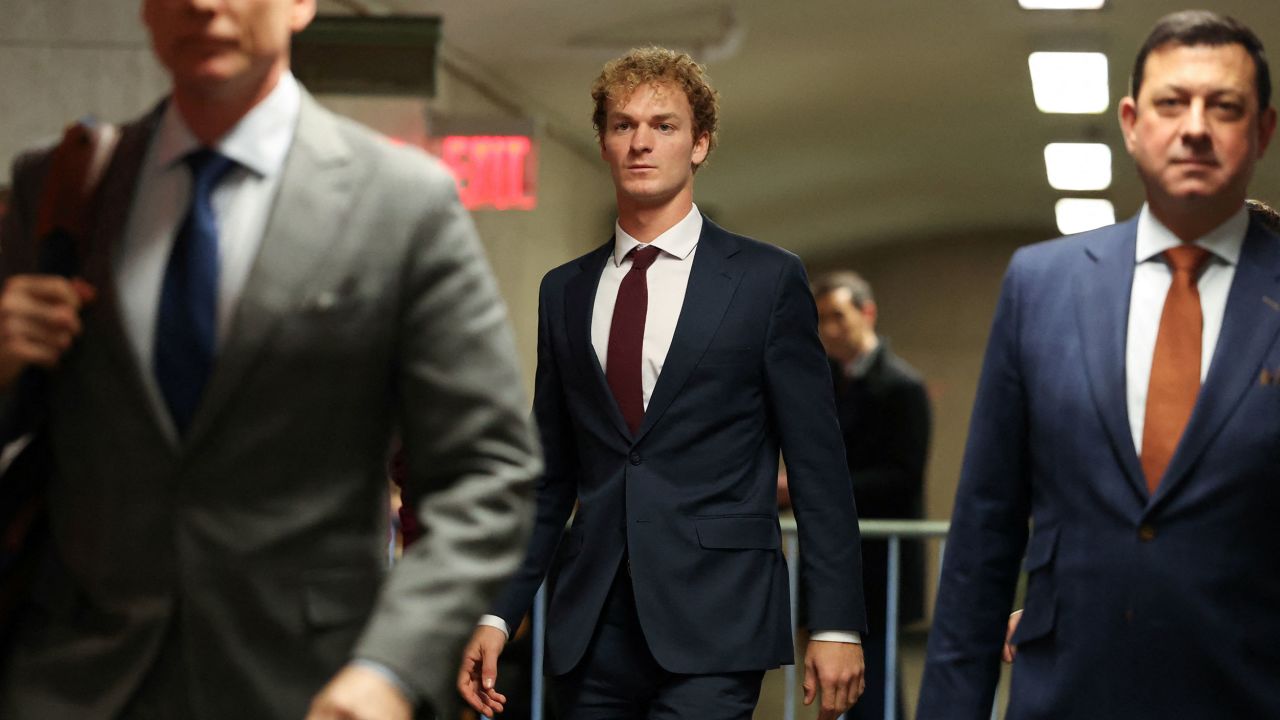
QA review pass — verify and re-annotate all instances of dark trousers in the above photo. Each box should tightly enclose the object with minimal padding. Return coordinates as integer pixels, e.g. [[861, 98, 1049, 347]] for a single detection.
[[550, 567, 764, 720], [846, 616, 904, 720]]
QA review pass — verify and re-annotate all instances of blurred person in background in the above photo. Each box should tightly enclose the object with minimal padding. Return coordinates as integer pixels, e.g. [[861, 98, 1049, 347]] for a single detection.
[[810, 271, 930, 720]]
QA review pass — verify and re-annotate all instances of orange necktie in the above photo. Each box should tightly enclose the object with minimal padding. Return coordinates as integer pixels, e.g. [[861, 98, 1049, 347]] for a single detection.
[[1140, 245, 1210, 494]]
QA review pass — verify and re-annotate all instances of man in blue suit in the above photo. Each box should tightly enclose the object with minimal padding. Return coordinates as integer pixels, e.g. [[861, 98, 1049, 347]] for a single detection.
[[919, 10, 1280, 719], [456, 47, 868, 719]]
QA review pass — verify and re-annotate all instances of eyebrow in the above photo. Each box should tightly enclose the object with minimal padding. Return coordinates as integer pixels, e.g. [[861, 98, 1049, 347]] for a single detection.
[[1156, 83, 1248, 96], [608, 111, 681, 123]]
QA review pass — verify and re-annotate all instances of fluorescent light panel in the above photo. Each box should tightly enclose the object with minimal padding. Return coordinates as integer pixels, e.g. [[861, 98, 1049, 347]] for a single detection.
[[1019, 0, 1106, 9], [1028, 52, 1109, 113], [1056, 199, 1115, 234], [1044, 142, 1111, 191]]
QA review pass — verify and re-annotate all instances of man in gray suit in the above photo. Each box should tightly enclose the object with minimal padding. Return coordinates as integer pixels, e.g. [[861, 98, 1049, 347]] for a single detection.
[[0, 0, 538, 718]]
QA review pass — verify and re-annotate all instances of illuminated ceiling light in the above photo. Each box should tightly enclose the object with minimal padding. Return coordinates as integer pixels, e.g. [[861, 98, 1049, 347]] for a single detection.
[[1044, 143, 1112, 191], [1028, 52, 1109, 113], [1019, 0, 1106, 9], [1056, 198, 1115, 234]]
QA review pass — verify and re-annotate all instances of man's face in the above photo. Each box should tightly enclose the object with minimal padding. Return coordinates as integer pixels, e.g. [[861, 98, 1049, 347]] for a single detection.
[[816, 288, 875, 364], [600, 81, 709, 210], [1120, 42, 1276, 209], [143, 0, 315, 94]]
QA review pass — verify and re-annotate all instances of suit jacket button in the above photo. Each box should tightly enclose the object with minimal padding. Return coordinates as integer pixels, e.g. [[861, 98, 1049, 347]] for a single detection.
[[629, 452, 642, 465], [1138, 524, 1156, 542]]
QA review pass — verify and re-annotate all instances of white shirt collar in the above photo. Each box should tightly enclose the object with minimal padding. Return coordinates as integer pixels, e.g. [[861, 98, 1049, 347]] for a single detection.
[[843, 340, 882, 379], [1135, 202, 1248, 267], [152, 71, 301, 179], [611, 204, 704, 267]]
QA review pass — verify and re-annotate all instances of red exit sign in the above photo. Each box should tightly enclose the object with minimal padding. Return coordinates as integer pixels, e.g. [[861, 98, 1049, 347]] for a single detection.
[[438, 135, 536, 211]]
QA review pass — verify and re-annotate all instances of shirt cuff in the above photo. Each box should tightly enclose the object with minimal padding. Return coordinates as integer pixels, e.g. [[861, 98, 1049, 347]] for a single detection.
[[350, 659, 417, 705], [810, 630, 862, 644], [478, 614, 511, 638]]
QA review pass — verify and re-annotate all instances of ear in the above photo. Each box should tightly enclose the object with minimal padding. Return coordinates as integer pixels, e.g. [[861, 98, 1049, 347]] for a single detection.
[[1118, 96, 1139, 156], [862, 300, 878, 328], [1258, 106, 1277, 157], [291, 0, 318, 33], [691, 132, 710, 167]]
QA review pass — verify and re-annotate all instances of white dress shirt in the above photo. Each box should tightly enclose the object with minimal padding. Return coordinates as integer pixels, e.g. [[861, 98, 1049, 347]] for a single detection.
[[115, 72, 300, 436], [481, 204, 859, 644], [1125, 204, 1246, 453], [591, 204, 702, 406]]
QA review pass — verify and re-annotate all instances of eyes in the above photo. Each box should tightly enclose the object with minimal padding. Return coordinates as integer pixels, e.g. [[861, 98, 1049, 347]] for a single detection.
[[1150, 95, 1248, 121], [610, 120, 680, 134]]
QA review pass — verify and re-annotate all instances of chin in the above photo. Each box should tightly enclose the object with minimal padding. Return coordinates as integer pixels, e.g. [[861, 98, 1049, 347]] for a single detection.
[[174, 55, 248, 86]]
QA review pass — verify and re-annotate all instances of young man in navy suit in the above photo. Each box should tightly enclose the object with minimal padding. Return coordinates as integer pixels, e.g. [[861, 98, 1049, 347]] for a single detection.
[[457, 47, 868, 719], [920, 10, 1280, 719]]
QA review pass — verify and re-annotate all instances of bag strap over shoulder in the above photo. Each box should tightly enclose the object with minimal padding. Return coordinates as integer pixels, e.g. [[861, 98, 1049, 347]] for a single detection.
[[33, 119, 119, 276]]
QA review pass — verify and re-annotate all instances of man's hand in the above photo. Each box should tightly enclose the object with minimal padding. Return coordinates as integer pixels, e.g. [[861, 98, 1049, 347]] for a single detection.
[[306, 665, 412, 720], [1003, 609, 1022, 663], [0, 274, 95, 389], [803, 639, 865, 720], [457, 624, 509, 717]]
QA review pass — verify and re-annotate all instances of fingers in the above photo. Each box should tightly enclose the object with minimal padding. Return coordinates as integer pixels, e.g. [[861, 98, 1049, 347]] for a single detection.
[[805, 640, 863, 718], [802, 655, 817, 706], [818, 663, 859, 715], [457, 626, 509, 717], [457, 650, 492, 715], [1003, 609, 1022, 663], [481, 637, 501, 695], [0, 275, 95, 385], [306, 665, 412, 720], [70, 277, 97, 304]]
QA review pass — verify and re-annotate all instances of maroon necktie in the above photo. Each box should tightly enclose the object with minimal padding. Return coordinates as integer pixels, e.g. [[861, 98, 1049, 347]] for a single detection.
[[607, 245, 661, 435], [1141, 245, 1211, 494]]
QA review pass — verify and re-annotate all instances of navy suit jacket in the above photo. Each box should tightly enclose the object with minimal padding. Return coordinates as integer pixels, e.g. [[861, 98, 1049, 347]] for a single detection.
[[491, 217, 866, 676], [919, 215, 1280, 719]]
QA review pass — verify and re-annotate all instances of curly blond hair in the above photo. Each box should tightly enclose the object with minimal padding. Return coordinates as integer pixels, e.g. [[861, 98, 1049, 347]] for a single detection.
[[591, 47, 720, 169]]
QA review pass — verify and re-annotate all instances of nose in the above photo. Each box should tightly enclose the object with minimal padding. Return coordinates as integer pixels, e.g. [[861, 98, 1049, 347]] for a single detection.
[[1183, 98, 1209, 140], [630, 124, 653, 153]]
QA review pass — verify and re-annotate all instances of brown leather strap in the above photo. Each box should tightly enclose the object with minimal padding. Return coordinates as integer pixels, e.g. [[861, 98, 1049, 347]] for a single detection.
[[34, 120, 119, 250]]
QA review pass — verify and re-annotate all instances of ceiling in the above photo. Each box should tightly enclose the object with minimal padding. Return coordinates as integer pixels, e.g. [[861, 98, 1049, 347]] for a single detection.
[[316, 0, 1280, 259]]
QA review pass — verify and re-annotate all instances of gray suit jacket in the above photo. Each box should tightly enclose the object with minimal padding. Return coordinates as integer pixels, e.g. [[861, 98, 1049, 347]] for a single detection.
[[0, 91, 538, 719]]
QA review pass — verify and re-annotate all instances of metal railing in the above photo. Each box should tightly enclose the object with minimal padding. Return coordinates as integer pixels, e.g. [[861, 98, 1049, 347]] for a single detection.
[[528, 518, 950, 720]]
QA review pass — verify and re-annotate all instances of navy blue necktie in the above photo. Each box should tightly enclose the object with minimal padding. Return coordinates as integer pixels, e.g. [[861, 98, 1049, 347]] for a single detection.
[[154, 148, 235, 435]]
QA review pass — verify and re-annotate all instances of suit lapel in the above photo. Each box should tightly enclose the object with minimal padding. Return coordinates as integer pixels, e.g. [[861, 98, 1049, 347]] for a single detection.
[[185, 91, 358, 445], [1074, 217, 1148, 502], [83, 106, 181, 449], [564, 240, 632, 440], [635, 219, 743, 443], [1152, 218, 1280, 506]]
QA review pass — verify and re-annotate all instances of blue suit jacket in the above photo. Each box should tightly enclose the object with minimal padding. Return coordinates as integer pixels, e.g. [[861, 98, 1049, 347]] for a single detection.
[[919, 216, 1280, 718], [491, 217, 866, 676]]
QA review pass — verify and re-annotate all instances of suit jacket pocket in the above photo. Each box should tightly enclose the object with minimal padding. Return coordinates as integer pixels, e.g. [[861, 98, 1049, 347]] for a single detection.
[[1011, 526, 1059, 645], [694, 515, 781, 550]]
